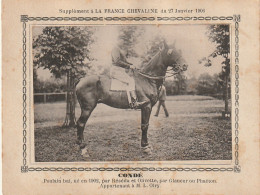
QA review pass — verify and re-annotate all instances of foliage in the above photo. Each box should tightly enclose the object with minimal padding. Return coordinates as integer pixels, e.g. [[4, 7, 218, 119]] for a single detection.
[[165, 73, 187, 95], [186, 77, 198, 95], [33, 26, 95, 79], [34, 78, 66, 93], [141, 35, 165, 63], [207, 25, 230, 58], [197, 24, 231, 111], [200, 24, 230, 74], [118, 26, 145, 58], [173, 73, 187, 95], [196, 73, 216, 96], [165, 73, 226, 99]]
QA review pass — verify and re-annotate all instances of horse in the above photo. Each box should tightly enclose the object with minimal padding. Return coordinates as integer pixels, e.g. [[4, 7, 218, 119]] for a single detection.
[[75, 42, 187, 154]]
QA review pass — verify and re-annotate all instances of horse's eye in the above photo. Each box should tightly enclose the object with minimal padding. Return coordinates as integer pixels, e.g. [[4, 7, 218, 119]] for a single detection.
[[183, 64, 188, 70], [167, 49, 173, 55]]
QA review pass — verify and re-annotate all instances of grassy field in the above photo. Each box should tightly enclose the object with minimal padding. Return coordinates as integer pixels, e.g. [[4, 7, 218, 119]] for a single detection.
[[34, 95, 232, 162]]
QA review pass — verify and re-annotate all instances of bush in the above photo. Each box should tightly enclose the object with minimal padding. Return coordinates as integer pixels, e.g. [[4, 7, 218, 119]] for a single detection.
[[34, 78, 66, 93]]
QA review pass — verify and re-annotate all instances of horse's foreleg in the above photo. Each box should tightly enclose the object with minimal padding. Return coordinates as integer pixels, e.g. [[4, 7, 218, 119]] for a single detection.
[[76, 114, 86, 147], [141, 103, 152, 148], [76, 105, 96, 149]]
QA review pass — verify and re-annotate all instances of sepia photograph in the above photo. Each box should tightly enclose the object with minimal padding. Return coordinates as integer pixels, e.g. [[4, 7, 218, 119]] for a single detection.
[[32, 24, 232, 162], [3, 0, 260, 194]]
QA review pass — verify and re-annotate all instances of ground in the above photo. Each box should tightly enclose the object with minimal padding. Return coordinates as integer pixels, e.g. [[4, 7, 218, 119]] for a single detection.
[[34, 95, 232, 162]]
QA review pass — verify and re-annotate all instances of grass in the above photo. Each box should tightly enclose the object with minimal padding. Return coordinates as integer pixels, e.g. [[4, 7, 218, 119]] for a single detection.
[[34, 95, 232, 162]]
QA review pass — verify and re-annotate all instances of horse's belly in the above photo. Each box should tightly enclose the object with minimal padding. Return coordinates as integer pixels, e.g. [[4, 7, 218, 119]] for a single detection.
[[100, 91, 131, 109], [99, 78, 130, 109]]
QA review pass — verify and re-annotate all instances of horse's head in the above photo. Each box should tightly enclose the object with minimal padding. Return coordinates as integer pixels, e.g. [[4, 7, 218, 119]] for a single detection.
[[160, 41, 188, 72], [140, 41, 187, 77]]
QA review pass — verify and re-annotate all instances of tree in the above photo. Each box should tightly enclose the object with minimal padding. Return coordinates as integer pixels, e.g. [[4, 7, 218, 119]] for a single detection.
[[118, 26, 145, 58], [164, 79, 176, 95], [33, 26, 95, 126], [173, 73, 187, 95], [201, 25, 230, 116], [186, 77, 198, 95], [196, 73, 215, 95], [140, 35, 165, 63], [33, 26, 94, 78]]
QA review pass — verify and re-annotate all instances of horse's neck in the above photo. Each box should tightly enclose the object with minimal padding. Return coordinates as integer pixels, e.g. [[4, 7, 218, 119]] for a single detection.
[[141, 52, 167, 77]]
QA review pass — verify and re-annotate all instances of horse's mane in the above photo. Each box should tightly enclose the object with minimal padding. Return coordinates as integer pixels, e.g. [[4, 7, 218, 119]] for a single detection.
[[141, 51, 161, 72]]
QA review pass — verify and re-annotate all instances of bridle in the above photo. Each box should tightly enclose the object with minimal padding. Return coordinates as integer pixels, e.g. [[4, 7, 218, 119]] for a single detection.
[[135, 65, 181, 80], [135, 50, 185, 80]]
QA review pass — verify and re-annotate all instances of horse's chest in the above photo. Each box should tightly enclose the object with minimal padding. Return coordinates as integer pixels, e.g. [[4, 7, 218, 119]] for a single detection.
[[149, 92, 159, 106]]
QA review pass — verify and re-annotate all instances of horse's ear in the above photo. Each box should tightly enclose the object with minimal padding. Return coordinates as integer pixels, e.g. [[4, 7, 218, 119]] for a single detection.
[[163, 39, 169, 49], [159, 42, 165, 51], [159, 39, 169, 51], [167, 49, 173, 55]]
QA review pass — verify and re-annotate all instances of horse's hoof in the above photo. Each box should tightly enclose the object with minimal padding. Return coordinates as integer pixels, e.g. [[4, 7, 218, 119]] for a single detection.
[[79, 143, 86, 149], [81, 147, 90, 158], [76, 139, 82, 145], [142, 145, 153, 154]]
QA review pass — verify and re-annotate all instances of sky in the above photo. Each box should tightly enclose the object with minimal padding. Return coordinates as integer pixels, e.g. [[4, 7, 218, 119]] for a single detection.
[[89, 25, 223, 78], [33, 25, 224, 81]]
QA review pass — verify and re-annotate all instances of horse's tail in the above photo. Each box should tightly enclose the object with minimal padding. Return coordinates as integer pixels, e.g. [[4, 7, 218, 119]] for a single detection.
[[75, 75, 103, 104], [96, 76, 102, 103], [74, 79, 81, 87], [75, 74, 88, 87], [96, 75, 101, 88]]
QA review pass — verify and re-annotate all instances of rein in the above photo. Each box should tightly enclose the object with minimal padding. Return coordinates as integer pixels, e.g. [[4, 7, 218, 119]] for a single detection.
[[134, 49, 182, 80], [137, 71, 165, 80], [136, 66, 179, 80]]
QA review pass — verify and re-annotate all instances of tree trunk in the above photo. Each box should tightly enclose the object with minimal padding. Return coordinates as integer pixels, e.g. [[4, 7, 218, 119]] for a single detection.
[[224, 73, 229, 112], [69, 75, 76, 126], [222, 56, 230, 118], [63, 70, 76, 127]]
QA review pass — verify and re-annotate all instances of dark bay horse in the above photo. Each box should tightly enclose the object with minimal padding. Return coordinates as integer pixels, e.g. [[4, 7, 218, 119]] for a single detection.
[[76, 43, 187, 154]]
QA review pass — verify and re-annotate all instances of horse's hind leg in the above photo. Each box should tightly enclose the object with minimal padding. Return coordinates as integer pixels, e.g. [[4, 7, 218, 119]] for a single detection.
[[141, 103, 152, 148], [76, 94, 97, 149]]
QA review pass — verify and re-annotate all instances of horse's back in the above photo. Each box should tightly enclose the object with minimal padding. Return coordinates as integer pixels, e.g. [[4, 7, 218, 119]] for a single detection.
[[76, 75, 100, 97], [76, 75, 100, 89]]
